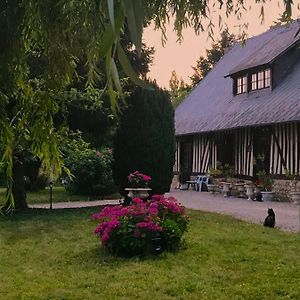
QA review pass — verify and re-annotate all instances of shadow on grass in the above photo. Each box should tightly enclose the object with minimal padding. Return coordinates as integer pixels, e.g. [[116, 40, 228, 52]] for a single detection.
[[0, 206, 103, 222]]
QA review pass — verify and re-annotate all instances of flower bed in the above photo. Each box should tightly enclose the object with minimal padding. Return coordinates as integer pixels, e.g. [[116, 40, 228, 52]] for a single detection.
[[92, 195, 189, 256]]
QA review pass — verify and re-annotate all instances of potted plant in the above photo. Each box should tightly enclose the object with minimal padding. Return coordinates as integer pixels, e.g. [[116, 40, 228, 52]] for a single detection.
[[207, 167, 221, 194], [178, 167, 190, 190], [257, 171, 274, 202], [125, 171, 152, 200], [220, 164, 234, 197], [252, 179, 262, 201]]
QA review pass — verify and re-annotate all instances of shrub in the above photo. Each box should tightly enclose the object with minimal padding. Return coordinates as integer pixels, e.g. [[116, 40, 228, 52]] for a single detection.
[[257, 171, 273, 191], [92, 195, 189, 256], [64, 147, 115, 196], [113, 84, 175, 195]]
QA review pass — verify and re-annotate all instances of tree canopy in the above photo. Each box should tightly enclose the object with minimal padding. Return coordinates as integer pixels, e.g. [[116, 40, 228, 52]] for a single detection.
[[190, 29, 237, 85]]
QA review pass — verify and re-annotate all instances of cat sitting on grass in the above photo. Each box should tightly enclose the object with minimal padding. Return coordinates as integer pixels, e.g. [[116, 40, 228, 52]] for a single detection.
[[263, 208, 275, 228]]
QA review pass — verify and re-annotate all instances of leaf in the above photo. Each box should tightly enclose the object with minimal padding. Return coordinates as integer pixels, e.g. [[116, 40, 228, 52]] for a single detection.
[[99, 7, 125, 58], [108, 78, 118, 114], [122, 0, 144, 55], [107, 0, 115, 31], [111, 58, 123, 95], [117, 43, 151, 89]]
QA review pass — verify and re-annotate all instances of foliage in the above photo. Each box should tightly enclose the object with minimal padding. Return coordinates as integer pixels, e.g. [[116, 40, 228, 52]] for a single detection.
[[208, 163, 234, 179], [64, 148, 115, 196], [190, 29, 237, 86], [127, 171, 152, 188], [92, 195, 189, 256], [208, 167, 222, 179], [113, 84, 175, 194], [61, 133, 115, 196], [257, 171, 274, 191], [168, 70, 192, 108], [171, 30, 236, 108]]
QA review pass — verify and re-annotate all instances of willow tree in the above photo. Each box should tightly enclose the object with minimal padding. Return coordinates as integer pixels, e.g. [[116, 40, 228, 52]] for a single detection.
[[0, 0, 295, 212]]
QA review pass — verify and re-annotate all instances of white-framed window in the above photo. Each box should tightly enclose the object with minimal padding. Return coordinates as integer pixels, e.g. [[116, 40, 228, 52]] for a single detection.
[[236, 75, 247, 94], [250, 68, 271, 91]]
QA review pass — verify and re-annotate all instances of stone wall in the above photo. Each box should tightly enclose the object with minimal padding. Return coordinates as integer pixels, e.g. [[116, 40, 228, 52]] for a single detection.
[[272, 179, 300, 202]]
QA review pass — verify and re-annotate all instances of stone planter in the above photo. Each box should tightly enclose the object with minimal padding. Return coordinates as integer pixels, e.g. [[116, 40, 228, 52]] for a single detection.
[[261, 191, 274, 202], [245, 184, 254, 201], [254, 186, 262, 201], [236, 183, 245, 198], [290, 192, 300, 205], [222, 182, 231, 197], [125, 188, 152, 200], [207, 184, 217, 194]]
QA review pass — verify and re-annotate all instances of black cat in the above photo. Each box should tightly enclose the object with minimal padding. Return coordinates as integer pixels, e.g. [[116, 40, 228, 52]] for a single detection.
[[263, 208, 275, 228]]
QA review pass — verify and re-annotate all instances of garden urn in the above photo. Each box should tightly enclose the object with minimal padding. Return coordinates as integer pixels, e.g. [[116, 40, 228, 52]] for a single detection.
[[245, 184, 254, 201], [236, 183, 245, 198], [222, 182, 231, 197], [125, 188, 152, 200]]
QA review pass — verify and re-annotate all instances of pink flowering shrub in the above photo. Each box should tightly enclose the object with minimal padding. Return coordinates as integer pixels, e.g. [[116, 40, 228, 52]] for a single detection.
[[127, 171, 152, 188], [92, 195, 189, 256]]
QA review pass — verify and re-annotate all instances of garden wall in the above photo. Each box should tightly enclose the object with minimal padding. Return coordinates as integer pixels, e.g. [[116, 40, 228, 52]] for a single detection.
[[272, 179, 300, 202]]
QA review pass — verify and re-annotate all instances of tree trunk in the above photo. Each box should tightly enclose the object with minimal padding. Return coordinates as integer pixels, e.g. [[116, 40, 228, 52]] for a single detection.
[[12, 153, 28, 210]]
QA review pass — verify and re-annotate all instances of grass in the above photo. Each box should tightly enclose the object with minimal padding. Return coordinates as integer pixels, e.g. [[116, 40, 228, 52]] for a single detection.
[[0, 186, 121, 206], [0, 208, 299, 299]]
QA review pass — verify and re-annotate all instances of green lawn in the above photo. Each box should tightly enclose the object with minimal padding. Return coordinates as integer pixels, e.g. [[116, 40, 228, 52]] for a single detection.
[[0, 186, 121, 206], [0, 209, 299, 299]]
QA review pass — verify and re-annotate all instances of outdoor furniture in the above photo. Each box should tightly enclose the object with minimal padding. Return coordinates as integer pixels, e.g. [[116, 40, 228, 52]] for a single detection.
[[195, 175, 209, 192], [186, 180, 196, 190]]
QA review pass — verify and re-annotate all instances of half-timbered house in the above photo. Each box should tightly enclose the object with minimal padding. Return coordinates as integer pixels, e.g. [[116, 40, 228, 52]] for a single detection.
[[175, 22, 300, 193]]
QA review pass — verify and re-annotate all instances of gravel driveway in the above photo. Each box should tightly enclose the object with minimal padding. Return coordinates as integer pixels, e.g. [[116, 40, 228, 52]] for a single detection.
[[167, 189, 300, 232], [31, 190, 300, 232]]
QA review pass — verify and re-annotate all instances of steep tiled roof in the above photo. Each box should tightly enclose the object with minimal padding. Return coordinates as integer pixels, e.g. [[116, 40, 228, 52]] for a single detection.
[[175, 22, 300, 136]]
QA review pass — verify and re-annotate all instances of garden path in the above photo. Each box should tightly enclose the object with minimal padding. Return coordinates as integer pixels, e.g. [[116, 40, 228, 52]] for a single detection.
[[31, 190, 299, 232], [30, 199, 121, 209]]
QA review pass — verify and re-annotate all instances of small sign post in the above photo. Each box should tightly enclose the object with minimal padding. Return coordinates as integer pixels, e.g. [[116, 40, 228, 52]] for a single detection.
[[49, 181, 53, 209]]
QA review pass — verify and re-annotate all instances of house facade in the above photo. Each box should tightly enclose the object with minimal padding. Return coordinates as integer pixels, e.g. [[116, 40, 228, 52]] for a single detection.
[[175, 22, 300, 195]]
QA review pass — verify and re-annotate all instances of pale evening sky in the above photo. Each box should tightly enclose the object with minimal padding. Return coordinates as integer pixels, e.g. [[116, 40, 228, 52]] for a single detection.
[[143, 1, 300, 89]]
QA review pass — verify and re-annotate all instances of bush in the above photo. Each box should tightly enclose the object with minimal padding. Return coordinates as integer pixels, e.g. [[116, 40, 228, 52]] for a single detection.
[[92, 195, 189, 256], [113, 84, 175, 195], [64, 147, 115, 196]]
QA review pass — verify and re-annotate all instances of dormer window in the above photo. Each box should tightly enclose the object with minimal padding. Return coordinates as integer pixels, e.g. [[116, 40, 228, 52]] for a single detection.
[[250, 68, 271, 91], [234, 68, 271, 95], [236, 76, 247, 94]]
